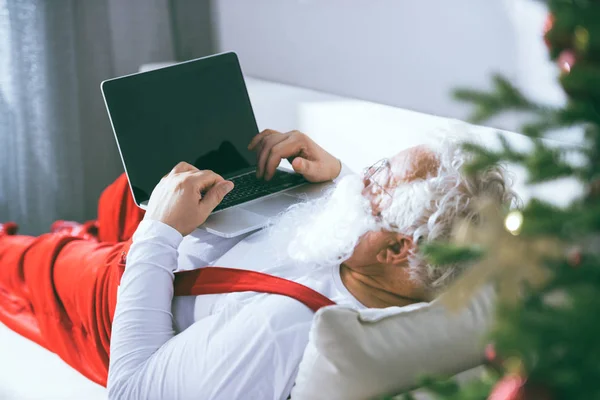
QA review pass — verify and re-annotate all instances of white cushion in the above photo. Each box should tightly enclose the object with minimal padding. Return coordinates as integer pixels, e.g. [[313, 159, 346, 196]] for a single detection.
[[291, 287, 495, 400]]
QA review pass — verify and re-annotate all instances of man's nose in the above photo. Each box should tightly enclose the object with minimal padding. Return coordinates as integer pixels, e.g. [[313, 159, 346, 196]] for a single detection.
[[362, 167, 378, 188], [361, 185, 371, 198], [361, 178, 378, 198]]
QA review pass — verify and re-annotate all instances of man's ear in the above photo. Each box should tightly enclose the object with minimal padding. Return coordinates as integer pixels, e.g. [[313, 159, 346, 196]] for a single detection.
[[376, 233, 413, 265]]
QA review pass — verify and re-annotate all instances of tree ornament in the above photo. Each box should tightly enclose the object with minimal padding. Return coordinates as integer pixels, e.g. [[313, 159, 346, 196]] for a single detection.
[[558, 50, 576, 74], [485, 344, 497, 363], [485, 343, 506, 373], [488, 374, 525, 400], [504, 211, 523, 236]]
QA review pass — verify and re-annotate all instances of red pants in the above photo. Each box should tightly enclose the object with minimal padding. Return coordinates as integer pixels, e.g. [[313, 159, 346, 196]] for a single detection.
[[0, 174, 145, 386]]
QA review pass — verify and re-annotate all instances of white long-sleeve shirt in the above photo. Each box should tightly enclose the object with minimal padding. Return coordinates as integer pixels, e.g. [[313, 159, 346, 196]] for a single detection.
[[107, 167, 364, 400]]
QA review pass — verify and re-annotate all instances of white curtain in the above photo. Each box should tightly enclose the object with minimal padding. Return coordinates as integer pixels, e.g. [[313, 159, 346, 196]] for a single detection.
[[0, 0, 207, 235]]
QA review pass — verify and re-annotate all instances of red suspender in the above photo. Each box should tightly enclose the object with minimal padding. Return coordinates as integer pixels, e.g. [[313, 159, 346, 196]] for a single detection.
[[173, 267, 336, 312]]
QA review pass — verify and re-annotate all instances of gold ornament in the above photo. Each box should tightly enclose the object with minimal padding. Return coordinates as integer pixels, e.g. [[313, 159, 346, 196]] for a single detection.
[[504, 211, 523, 236]]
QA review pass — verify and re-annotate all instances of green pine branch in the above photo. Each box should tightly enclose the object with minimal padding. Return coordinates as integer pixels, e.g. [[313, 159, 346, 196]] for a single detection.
[[454, 75, 545, 125], [422, 243, 484, 266]]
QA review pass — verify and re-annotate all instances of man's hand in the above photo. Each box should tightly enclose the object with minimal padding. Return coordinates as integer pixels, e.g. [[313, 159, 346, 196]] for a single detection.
[[248, 129, 342, 182], [144, 162, 234, 236]]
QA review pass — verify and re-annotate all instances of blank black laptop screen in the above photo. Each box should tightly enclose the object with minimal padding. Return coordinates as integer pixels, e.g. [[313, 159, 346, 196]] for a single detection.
[[102, 52, 259, 205]]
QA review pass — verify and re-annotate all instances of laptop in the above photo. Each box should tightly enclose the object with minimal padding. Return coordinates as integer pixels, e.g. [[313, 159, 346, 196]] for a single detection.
[[101, 52, 331, 238]]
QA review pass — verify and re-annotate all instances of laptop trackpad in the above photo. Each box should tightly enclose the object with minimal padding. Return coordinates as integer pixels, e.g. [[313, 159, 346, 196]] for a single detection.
[[200, 193, 308, 238], [201, 207, 266, 238], [240, 194, 299, 217]]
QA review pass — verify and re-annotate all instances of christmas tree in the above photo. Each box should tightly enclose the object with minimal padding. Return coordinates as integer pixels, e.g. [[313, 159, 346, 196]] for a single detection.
[[409, 1, 600, 399]]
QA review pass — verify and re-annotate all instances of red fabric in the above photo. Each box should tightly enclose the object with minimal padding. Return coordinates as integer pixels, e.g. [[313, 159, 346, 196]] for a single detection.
[[97, 172, 146, 243], [0, 173, 335, 387], [174, 267, 335, 313]]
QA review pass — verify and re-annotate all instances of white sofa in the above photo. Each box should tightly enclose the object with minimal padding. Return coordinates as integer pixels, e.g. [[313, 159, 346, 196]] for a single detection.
[[0, 77, 579, 399]]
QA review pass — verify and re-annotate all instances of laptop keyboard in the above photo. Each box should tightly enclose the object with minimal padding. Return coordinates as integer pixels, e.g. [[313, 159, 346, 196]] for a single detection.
[[213, 170, 307, 212]]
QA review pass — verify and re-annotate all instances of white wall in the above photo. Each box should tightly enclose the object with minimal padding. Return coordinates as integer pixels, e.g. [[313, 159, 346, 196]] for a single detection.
[[214, 0, 520, 124]]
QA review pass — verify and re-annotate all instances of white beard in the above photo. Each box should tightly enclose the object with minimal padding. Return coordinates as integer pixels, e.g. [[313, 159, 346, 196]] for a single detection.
[[267, 174, 379, 268]]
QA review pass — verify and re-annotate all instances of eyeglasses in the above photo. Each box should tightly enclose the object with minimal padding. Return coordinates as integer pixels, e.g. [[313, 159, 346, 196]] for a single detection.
[[362, 158, 394, 215]]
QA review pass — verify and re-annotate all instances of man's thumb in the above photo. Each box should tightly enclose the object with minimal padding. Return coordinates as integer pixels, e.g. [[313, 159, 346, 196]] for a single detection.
[[292, 157, 312, 175]]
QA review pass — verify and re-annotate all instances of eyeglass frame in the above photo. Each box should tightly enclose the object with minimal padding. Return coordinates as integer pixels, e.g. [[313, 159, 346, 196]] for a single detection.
[[362, 158, 395, 218]]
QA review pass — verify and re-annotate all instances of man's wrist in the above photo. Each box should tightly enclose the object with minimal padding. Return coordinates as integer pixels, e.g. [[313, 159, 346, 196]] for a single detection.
[[133, 219, 184, 249]]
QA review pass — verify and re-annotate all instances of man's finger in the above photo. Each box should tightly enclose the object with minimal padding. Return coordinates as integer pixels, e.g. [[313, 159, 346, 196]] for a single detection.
[[184, 170, 224, 194], [253, 133, 280, 165], [264, 138, 302, 180], [248, 129, 280, 150], [199, 181, 234, 212], [256, 134, 287, 178]]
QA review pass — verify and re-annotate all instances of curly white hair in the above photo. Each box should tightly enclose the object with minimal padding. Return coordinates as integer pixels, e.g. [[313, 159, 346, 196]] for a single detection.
[[380, 141, 519, 292]]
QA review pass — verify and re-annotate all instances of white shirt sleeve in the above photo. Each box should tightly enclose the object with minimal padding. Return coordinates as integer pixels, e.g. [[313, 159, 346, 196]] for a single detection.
[[107, 219, 181, 398], [108, 219, 311, 400]]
